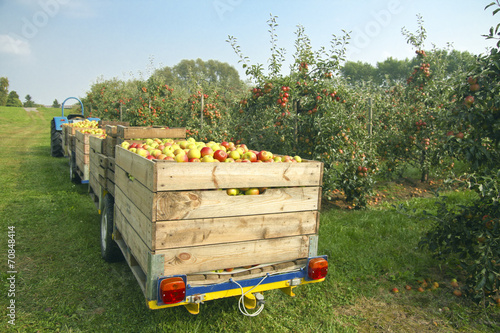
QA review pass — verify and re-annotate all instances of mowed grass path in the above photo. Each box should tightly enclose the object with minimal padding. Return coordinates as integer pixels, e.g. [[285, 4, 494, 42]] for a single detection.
[[0, 107, 497, 332]]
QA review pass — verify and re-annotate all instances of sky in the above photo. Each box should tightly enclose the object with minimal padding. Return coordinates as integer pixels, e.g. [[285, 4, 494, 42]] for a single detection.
[[0, 0, 498, 106]]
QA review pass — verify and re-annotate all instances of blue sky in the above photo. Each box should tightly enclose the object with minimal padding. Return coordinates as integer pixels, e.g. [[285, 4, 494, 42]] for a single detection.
[[0, 0, 498, 105]]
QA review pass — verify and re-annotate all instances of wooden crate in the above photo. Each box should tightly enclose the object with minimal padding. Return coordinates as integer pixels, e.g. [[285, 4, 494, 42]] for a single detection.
[[114, 146, 323, 276], [114, 125, 186, 140], [89, 135, 104, 155], [99, 120, 129, 129]]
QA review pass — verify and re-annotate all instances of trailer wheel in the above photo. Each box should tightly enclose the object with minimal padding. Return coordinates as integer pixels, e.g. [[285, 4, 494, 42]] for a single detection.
[[50, 119, 64, 157], [101, 194, 123, 262]]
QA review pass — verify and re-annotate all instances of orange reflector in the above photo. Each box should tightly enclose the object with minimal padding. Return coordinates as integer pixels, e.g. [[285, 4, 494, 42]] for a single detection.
[[308, 258, 328, 280], [160, 277, 186, 304]]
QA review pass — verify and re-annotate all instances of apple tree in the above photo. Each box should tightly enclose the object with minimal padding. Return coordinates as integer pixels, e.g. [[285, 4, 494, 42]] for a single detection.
[[418, 2, 500, 304], [228, 16, 378, 207]]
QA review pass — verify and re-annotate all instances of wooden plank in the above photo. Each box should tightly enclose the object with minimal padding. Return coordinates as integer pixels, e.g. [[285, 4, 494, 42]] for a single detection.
[[155, 161, 323, 191], [158, 236, 310, 276], [155, 211, 318, 250], [115, 146, 323, 192], [99, 120, 129, 129], [107, 157, 115, 172], [116, 164, 319, 222], [115, 146, 155, 190], [114, 206, 150, 274], [89, 135, 104, 154], [115, 126, 186, 140], [98, 174, 107, 189], [107, 180, 115, 196], [154, 187, 320, 221], [107, 169, 115, 184], [114, 181, 154, 248], [104, 136, 117, 157], [75, 147, 89, 165]]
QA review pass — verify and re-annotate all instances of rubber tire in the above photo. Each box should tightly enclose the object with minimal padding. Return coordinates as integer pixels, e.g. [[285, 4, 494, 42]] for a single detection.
[[101, 194, 123, 262], [50, 119, 64, 157]]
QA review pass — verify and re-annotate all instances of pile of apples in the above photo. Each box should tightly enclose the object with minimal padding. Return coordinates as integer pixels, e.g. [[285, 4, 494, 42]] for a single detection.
[[79, 128, 106, 138], [120, 137, 303, 164], [65, 119, 99, 128]]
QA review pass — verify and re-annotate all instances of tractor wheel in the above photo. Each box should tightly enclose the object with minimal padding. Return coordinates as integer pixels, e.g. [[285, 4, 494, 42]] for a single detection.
[[50, 119, 64, 157], [101, 194, 123, 262]]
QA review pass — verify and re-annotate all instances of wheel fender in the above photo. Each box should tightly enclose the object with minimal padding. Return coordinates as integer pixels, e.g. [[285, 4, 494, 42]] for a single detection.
[[53, 117, 68, 131]]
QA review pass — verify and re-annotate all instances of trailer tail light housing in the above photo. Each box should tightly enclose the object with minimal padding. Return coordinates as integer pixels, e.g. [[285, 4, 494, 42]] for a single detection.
[[308, 257, 328, 280], [160, 277, 186, 304]]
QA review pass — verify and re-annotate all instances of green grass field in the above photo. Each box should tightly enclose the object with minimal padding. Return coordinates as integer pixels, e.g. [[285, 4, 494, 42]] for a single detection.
[[0, 106, 498, 332]]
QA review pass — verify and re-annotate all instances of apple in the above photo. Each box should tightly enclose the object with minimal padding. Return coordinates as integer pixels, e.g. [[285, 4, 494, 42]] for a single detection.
[[201, 155, 215, 162], [225, 158, 235, 163], [226, 188, 240, 196], [273, 156, 282, 162], [281, 155, 293, 162], [391, 287, 399, 293], [450, 279, 459, 288], [293, 155, 302, 163], [175, 153, 188, 162], [405, 285, 412, 291], [229, 150, 241, 160], [129, 142, 138, 149], [242, 151, 257, 162], [136, 148, 149, 158], [238, 144, 248, 153], [173, 148, 185, 156], [245, 188, 260, 195], [146, 155, 155, 160], [187, 148, 201, 159], [470, 83, 480, 92], [464, 95, 474, 107], [151, 149, 162, 158], [200, 146, 214, 157], [188, 158, 200, 162], [453, 289, 462, 297], [213, 150, 227, 162], [467, 76, 477, 85], [258, 150, 273, 162], [129, 148, 137, 153], [121, 141, 131, 149], [156, 154, 166, 160], [221, 141, 230, 150]]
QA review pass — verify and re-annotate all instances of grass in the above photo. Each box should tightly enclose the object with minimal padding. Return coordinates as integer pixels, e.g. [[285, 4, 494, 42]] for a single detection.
[[0, 106, 498, 332]]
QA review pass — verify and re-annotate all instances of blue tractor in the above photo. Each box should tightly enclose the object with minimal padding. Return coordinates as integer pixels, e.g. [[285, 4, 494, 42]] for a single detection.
[[50, 97, 99, 157]]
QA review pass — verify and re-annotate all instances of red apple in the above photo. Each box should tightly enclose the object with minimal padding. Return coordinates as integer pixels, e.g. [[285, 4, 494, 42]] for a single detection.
[[213, 150, 227, 162], [188, 158, 200, 162], [200, 146, 214, 157], [258, 150, 273, 162], [464, 95, 474, 107]]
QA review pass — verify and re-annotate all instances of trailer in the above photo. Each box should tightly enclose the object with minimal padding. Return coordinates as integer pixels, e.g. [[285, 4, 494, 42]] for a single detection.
[[88, 126, 328, 315]]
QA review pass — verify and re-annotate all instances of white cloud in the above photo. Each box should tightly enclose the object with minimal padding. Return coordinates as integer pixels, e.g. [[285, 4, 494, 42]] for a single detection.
[[0, 34, 31, 55]]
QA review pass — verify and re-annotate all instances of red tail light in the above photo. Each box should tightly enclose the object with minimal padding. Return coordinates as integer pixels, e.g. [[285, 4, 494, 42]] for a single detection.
[[160, 277, 186, 304], [308, 258, 328, 280]]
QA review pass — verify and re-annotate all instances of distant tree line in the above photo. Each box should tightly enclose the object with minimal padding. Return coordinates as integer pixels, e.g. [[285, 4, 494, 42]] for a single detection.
[[0, 76, 60, 108]]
